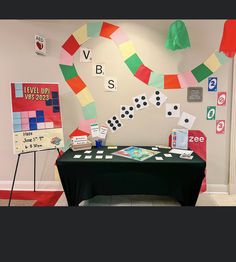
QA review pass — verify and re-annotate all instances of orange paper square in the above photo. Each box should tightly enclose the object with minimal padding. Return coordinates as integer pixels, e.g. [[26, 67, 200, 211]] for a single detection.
[[164, 75, 181, 89], [100, 22, 119, 39], [66, 76, 86, 94]]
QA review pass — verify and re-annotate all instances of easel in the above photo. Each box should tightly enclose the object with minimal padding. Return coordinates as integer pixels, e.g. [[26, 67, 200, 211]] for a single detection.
[[8, 147, 61, 207]]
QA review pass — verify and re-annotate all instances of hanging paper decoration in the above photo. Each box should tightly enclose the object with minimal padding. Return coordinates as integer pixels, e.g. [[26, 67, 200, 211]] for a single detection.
[[219, 20, 236, 58], [165, 20, 191, 51]]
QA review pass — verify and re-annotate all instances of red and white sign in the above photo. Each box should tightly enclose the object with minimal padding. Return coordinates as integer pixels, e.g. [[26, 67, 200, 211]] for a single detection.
[[217, 92, 227, 106], [216, 120, 225, 134], [35, 35, 46, 55]]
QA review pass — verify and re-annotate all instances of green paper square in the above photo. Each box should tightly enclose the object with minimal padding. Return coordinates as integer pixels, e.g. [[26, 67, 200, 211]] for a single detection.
[[125, 54, 143, 75], [215, 51, 230, 65], [206, 106, 216, 120], [87, 22, 103, 37], [191, 63, 213, 82], [148, 72, 164, 88], [82, 102, 97, 120], [59, 64, 78, 81]]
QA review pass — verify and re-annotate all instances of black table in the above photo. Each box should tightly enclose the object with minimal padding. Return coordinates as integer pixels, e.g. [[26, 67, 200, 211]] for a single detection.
[[56, 146, 206, 206]]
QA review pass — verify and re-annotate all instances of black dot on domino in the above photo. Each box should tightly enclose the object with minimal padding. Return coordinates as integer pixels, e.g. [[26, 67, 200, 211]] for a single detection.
[[143, 102, 147, 106], [137, 104, 141, 108], [168, 111, 172, 116], [121, 114, 125, 118], [135, 98, 139, 103], [156, 102, 160, 106], [185, 119, 189, 123], [107, 120, 111, 124], [141, 96, 145, 100], [129, 107, 133, 111], [113, 116, 116, 120], [115, 120, 119, 123], [113, 127, 116, 131], [155, 91, 160, 95], [122, 106, 125, 111], [156, 97, 160, 101], [174, 105, 178, 110], [117, 123, 121, 127], [129, 115, 133, 119], [125, 111, 129, 115]]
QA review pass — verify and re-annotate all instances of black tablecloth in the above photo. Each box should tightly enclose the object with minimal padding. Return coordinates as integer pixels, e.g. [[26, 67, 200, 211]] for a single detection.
[[56, 146, 206, 206]]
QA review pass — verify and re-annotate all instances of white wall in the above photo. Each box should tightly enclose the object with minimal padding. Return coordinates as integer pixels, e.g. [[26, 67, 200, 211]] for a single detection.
[[0, 20, 232, 189]]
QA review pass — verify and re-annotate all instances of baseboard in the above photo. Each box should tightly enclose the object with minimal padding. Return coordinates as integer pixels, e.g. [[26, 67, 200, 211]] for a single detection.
[[0, 181, 63, 191], [206, 184, 229, 194]]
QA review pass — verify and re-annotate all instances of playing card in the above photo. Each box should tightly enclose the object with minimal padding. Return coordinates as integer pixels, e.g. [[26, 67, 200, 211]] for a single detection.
[[178, 112, 196, 129], [149, 90, 167, 108], [120, 105, 135, 120], [132, 93, 149, 110], [106, 115, 123, 132], [166, 103, 180, 118]]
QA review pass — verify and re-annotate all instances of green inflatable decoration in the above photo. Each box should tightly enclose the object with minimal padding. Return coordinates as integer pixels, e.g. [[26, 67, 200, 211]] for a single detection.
[[165, 20, 191, 51]]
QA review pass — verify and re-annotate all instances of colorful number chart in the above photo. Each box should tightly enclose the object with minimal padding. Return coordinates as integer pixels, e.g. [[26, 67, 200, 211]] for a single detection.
[[11, 83, 64, 154]]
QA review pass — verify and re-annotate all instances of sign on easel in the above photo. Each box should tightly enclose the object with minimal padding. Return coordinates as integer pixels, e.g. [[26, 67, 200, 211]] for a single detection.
[[11, 82, 64, 154]]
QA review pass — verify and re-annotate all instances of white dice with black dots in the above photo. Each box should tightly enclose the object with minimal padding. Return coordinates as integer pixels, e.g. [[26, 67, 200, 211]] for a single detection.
[[132, 93, 149, 110], [106, 115, 123, 132], [149, 90, 167, 108], [178, 112, 196, 129], [166, 103, 180, 118], [120, 105, 134, 120]]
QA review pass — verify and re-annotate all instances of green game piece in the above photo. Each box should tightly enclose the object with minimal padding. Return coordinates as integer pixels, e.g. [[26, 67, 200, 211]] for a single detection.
[[59, 64, 78, 81], [125, 53, 143, 75], [206, 106, 216, 120], [87, 22, 103, 37], [82, 102, 97, 120], [215, 51, 231, 65], [165, 20, 191, 51], [148, 72, 164, 88], [191, 63, 213, 82]]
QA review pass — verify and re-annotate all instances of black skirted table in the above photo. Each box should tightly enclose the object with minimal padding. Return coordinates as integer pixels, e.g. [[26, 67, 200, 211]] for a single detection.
[[56, 146, 206, 206]]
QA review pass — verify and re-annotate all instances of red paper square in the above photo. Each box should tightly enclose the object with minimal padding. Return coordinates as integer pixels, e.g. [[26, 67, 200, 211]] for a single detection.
[[62, 35, 80, 56], [134, 65, 152, 84], [164, 75, 181, 89], [100, 22, 119, 39]]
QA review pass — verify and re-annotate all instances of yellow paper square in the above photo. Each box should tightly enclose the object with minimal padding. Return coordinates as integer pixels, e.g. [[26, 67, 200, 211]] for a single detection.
[[54, 166, 61, 182], [204, 53, 221, 72], [73, 24, 89, 45], [76, 87, 94, 106], [118, 40, 136, 60]]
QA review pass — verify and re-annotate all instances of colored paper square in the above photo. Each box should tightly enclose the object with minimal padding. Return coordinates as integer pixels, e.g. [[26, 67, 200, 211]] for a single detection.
[[69, 128, 89, 138], [13, 118, 21, 125], [15, 89, 23, 98], [29, 123, 37, 130], [21, 111, 28, 118], [53, 99, 59, 106], [52, 92, 58, 99], [87, 22, 103, 37], [66, 76, 86, 94], [37, 123, 46, 129], [46, 99, 52, 106], [191, 64, 213, 82], [177, 71, 197, 88], [45, 122, 54, 129], [21, 118, 29, 124], [100, 22, 119, 39], [29, 117, 37, 123], [28, 111, 36, 117], [76, 87, 94, 107], [36, 110, 44, 117], [148, 72, 164, 88], [110, 28, 129, 45], [119, 41, 136, 60], [37, 116, 45, 123], [59, 64, 78, 81], [14, 124, 22, 132], [60, 48, 73, 66], [215, 51, 230, 64], [164, 75, 181, 89], [134, 65, 152, 84], [73, 24, 89, 45], [125, 54, 143, 75], [13, 112, 21, 119], [204, 53, 221, 72], [53, 106, 60, 113], [62, 35, 80, 56], [21, 124, 29, 131], [79, 118, 97, 134], [81, 102, 97, 120], [15, 83, 23, 90]]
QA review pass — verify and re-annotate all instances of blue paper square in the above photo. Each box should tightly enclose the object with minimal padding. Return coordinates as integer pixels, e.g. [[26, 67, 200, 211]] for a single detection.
[[36, 110, 44, 117], [15, 89, 23, 98], [14, 124, 22, 132], [13, 112, 21, 119], [208, 77, 217, 92], [15, 83, 23, 90], [53, 99, 59, 106], [46, 99, 52, 106], [29, 123, 37, 130], [52, 91, 58, 99], [13, 118, 21, 125], [29, 117, 37, 123], [37, 116, 45, 123], [53, 106, 60, 113]]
